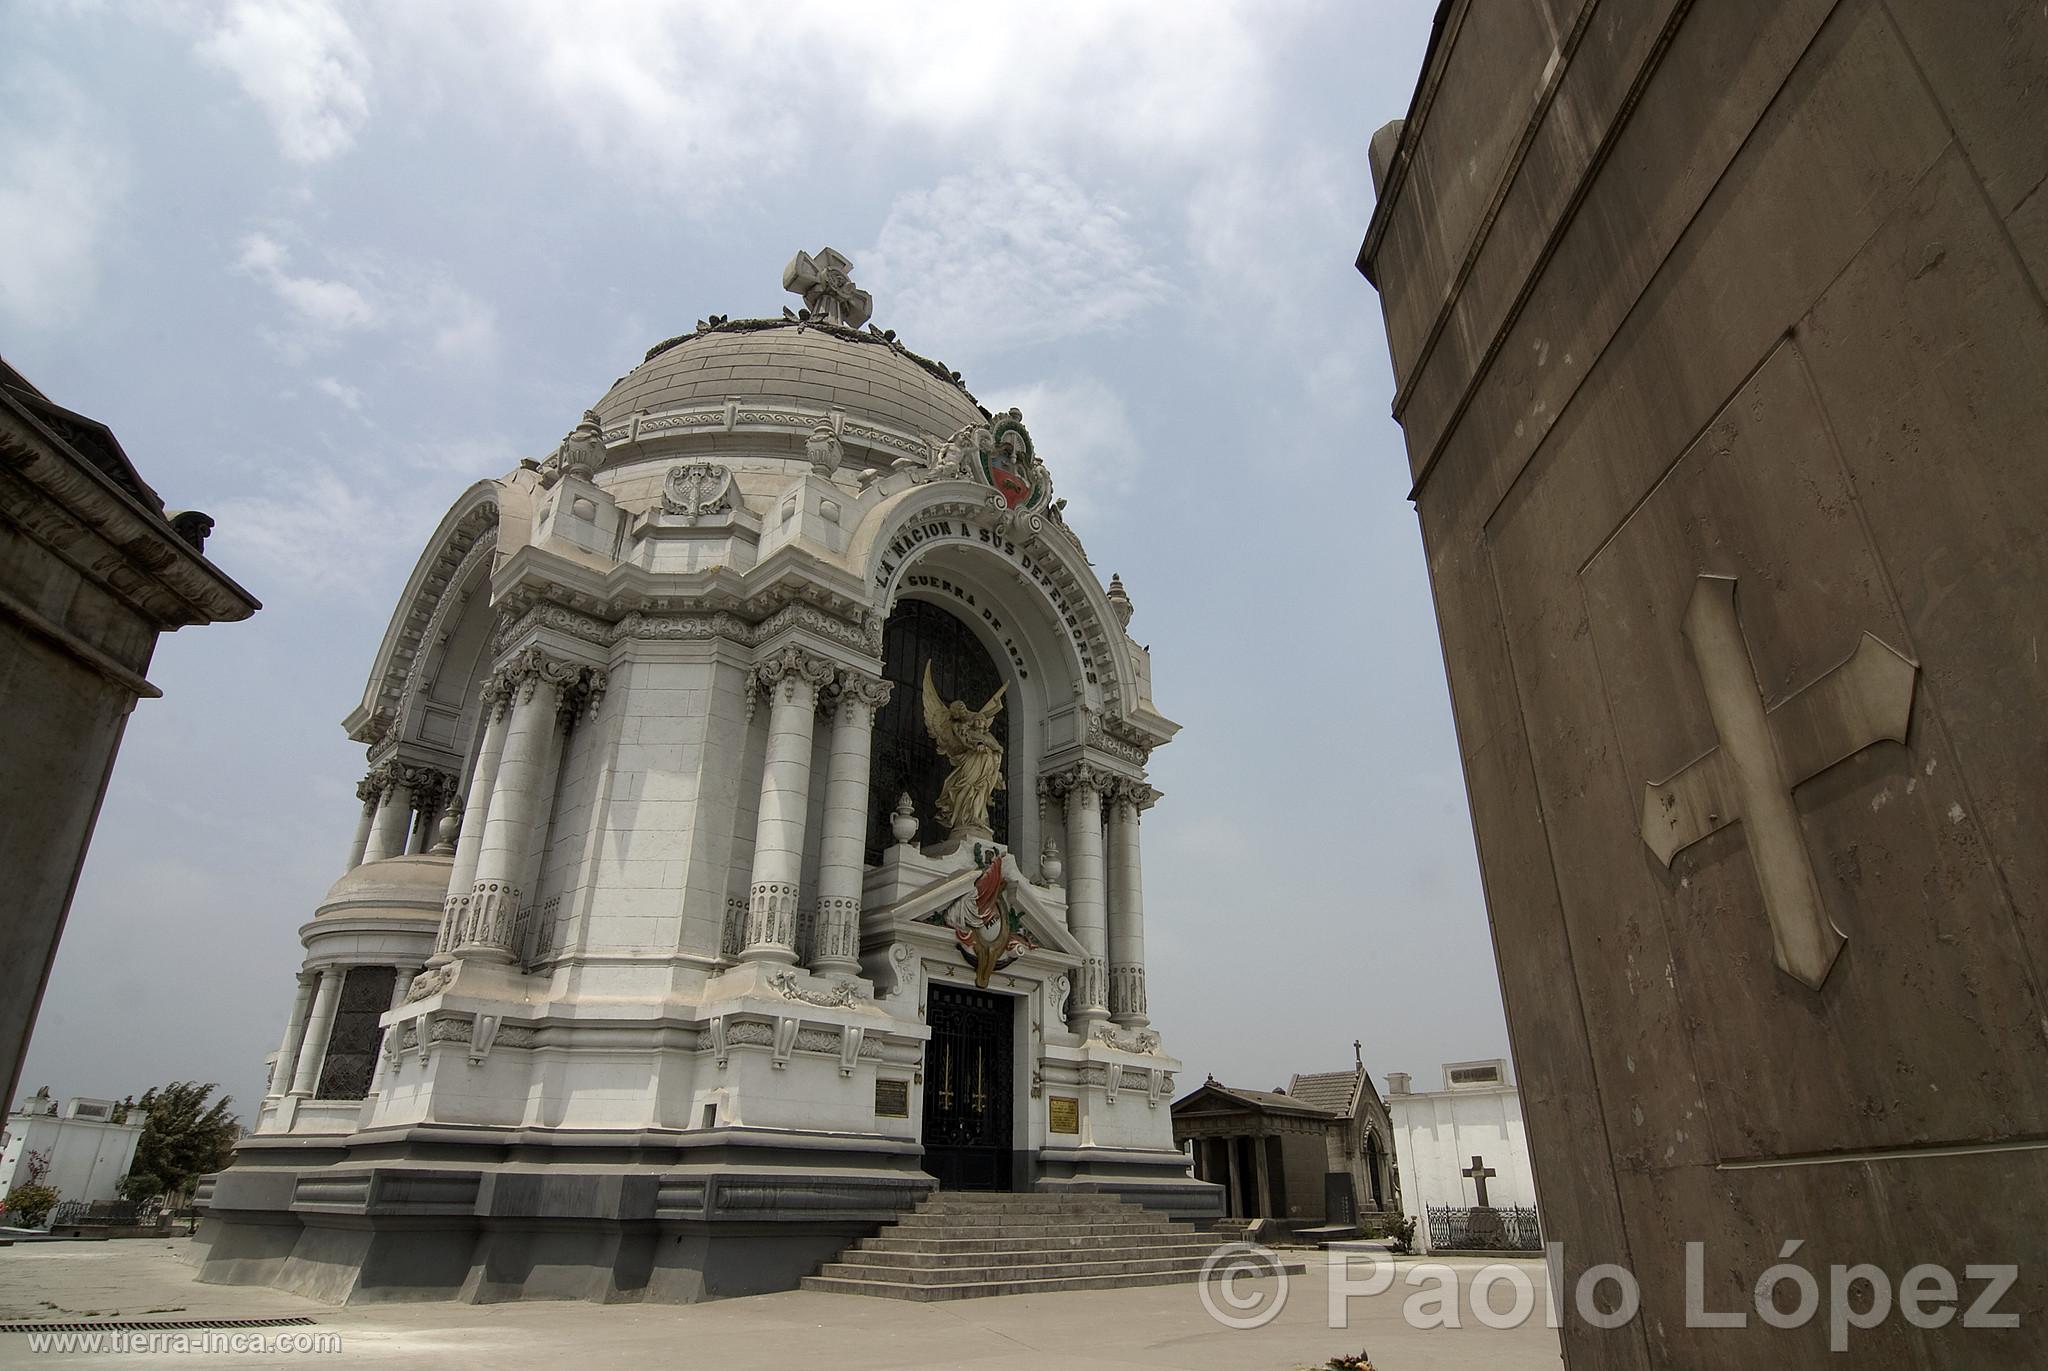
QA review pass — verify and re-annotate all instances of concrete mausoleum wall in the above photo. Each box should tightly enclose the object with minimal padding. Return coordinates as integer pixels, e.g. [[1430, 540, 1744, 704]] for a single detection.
[[1361, 1, 2048, 1365]]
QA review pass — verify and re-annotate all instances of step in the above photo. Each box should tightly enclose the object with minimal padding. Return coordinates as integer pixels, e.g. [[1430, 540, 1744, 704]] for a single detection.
[[815, 1253, 1225, 1286], [888, 1213, 1181, 1233], [800, 1262, 1302, 1302], [851, 1229, 1212, 1254], [916, 1195, 1151, 1212], [842, 1241, 1224, 1271]]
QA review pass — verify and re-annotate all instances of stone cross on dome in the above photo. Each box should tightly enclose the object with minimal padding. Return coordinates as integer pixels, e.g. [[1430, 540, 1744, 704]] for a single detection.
[[782, 247, 873, 329]]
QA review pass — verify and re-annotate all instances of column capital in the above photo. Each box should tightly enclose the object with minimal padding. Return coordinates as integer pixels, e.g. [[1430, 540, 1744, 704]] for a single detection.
[[824, 667, 893, 717], [493, 645, 608, 722], [747, 643, 839, 719], [1041, 761, 1114, 800], [1103, 776, 1161, 813]]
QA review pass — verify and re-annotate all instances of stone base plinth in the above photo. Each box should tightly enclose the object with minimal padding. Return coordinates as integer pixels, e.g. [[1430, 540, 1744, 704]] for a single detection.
[[190, 1127, 933, 1305]]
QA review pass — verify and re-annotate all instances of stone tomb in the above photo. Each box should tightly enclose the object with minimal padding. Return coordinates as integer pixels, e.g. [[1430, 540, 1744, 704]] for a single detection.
[[193, 253, 1216, 1305]]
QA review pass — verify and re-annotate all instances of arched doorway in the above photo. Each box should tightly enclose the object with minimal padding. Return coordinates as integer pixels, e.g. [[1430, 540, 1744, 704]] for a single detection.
[[865, 598, 1010, 860]]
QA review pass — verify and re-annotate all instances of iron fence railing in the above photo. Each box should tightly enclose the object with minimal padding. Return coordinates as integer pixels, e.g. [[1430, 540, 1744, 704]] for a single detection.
[[1425, 1204, 1542, 1251]]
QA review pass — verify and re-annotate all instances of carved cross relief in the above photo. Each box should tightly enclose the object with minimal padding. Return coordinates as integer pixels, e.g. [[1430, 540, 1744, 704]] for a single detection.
[[1640, 575, 1918, 990]]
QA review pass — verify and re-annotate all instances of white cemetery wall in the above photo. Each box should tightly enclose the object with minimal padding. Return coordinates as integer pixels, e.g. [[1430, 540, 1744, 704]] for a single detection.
[[0, 1102, 144, 1206], [1386, 1064, 1536, 1252]]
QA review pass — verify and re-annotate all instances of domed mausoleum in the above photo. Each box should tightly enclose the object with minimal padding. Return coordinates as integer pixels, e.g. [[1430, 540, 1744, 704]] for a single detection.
[[195, 249, 1209, 1303]]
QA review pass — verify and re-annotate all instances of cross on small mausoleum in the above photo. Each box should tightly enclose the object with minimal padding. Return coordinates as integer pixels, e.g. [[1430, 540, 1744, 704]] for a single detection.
[[1640, 575, 1918, 990], [1463, 1156, 1497, 1208]]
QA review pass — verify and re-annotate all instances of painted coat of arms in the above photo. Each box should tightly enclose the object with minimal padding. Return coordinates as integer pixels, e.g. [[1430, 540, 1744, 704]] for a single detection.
[[922, 845, 1038, 987], [968, 410, 1050, 513]]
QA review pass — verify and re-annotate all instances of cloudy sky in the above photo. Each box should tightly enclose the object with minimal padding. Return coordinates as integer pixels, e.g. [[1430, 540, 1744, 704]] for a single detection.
[[5, 0, 1504, 1122]]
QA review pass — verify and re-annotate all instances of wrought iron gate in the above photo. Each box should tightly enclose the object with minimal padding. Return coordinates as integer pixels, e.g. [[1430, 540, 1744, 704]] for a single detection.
[[922, 983, 1015, 1190]]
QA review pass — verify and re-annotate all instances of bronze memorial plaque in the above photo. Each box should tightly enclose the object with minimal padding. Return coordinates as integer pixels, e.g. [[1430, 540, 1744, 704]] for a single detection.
[[875, 1078, 910, 1118], [1048, 1096, 1079, 1135]]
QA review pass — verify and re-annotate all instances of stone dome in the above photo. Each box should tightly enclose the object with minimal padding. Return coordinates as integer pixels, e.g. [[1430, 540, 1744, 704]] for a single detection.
[[593, 321, 987, 443], [315, 852, 450, 922]]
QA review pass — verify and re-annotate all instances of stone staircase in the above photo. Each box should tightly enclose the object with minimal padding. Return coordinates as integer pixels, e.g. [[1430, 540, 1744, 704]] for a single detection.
[[801, 1192, 1287, 1301]]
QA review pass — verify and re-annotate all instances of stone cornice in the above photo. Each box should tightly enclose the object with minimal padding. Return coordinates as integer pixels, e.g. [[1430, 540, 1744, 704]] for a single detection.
[[0, 394, 258, 630], [492, 590, 881, 663]]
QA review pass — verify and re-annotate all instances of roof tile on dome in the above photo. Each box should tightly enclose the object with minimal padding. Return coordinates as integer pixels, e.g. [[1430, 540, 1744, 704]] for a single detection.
[[594, 317, 988, 441]]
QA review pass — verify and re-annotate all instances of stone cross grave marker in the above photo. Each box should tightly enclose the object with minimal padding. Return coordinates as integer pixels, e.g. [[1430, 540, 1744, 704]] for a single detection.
[[1462, 1155, 1497, 1208]]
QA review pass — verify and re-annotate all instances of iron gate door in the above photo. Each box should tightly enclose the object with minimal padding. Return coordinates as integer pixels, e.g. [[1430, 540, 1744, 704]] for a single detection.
[[922, 983, 1014, 1190]]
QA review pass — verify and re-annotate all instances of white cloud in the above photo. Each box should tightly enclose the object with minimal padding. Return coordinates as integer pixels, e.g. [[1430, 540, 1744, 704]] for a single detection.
[[237, 232, 379, 332], [424, 283, 499, 365], [209, 467, 424, 594], [860, 170, 1167, 360], [233, 231, 498, 369], [1183, 149, 1377, 414], [381, 1, 1291, 192], [984, 376, 1141, 528], [196, 0, 370, 164], [313, 376, 363, 410], [0, 66, 128, 327]]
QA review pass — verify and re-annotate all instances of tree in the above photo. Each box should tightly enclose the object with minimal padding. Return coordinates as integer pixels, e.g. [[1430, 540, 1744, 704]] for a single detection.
[[118, 1082, 240, 1202]]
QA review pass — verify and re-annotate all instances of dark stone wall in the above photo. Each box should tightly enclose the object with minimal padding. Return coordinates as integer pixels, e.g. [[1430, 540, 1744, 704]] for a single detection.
[[1363, 2, 2048, 1366]]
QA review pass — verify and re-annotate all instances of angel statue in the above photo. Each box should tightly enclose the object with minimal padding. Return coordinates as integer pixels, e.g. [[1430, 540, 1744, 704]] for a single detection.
[[921, 661, 1008, 838]]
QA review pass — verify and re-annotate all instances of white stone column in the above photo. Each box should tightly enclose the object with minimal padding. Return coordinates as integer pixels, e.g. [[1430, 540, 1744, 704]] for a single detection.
[[456, 650, 586, 964], [360, 768, 414, 865], [812, 670, 891, 974], [344, 781, 377, 872], [1057, 764, 1110, 1030], [434, 686, 512, 966], [1107, 781, 1154, 1028], [264, 975, 315, 1099], [288, 968, 344, 1099], [743, 645, 838, 964]]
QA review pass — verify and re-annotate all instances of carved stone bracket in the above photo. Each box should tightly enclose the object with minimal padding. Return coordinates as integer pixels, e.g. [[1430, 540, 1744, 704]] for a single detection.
[[1091, 1022, 1161, 1055], [767, 969, 861, 1009]]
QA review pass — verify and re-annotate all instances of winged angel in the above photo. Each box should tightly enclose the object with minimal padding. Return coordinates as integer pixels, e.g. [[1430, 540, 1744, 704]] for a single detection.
[[921, 662, 1008, 838]]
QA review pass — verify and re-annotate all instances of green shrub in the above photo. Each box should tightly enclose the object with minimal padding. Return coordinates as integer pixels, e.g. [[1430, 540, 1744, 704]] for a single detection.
[[3, 1183, 60, 1227]]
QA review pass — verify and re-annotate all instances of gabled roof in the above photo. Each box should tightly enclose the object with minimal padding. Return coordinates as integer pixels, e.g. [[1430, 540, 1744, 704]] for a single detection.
[[1288, 1068, 1365, 1117], [1, 356, 161, 512], [1170, 1079, 1341, 1121]]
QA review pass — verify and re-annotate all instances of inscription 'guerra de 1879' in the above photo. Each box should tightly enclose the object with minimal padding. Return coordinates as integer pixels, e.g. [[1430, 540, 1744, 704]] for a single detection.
[[876, 518, 1100, 686]]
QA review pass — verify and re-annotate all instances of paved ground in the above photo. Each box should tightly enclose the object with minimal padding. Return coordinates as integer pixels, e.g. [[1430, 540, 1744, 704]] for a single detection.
[[0, 1240, 1563, 1369]]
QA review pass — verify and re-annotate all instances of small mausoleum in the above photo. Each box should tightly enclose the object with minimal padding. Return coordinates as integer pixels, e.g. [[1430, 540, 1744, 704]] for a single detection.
[[1170, 1045, 1398, 1236]]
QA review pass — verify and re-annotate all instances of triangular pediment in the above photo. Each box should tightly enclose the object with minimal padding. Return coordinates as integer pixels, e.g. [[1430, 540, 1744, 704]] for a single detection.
[[872, 859, 1087, 961]]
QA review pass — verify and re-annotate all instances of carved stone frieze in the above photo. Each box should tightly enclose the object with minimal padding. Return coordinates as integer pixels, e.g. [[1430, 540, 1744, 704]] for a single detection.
[[494, 602, 612, 652]]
